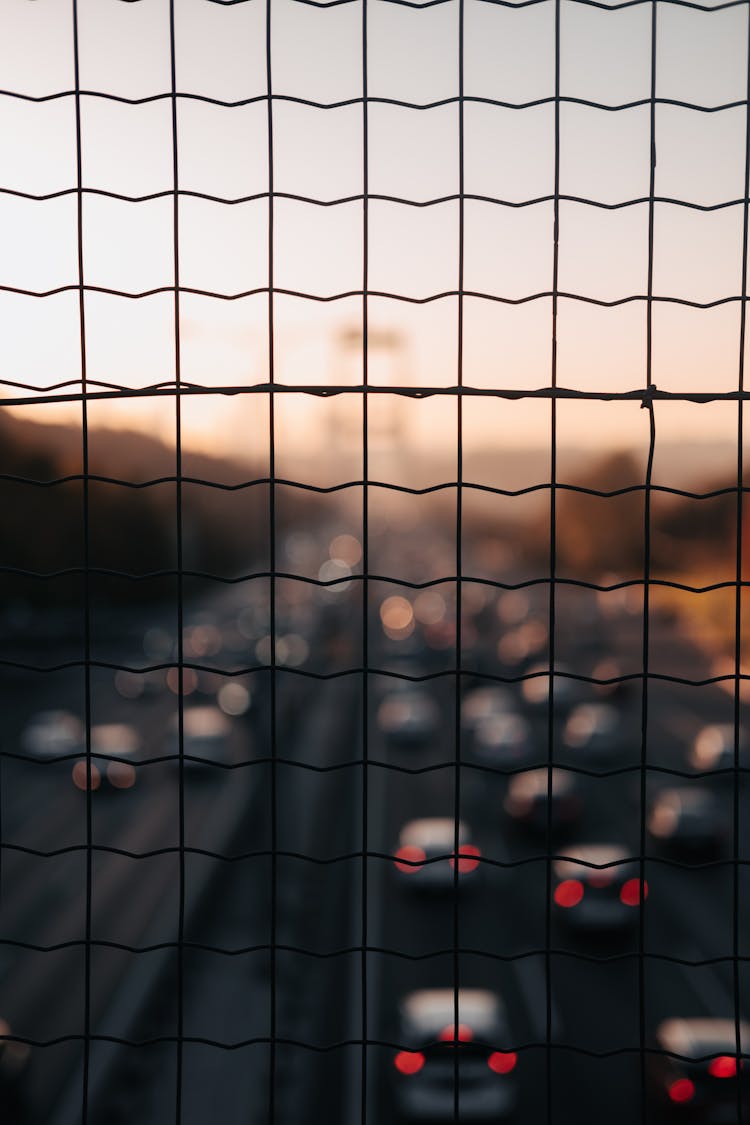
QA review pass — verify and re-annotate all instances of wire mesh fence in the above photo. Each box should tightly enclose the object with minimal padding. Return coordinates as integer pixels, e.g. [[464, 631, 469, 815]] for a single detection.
[[0, 0, 749, 1123]]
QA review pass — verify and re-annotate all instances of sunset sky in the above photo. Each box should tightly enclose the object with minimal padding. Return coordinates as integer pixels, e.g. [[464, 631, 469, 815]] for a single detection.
[[0, 0, 748, 468]]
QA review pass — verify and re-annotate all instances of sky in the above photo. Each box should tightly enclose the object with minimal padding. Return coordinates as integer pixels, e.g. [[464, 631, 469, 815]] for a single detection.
[[0, 0, 748, 468]]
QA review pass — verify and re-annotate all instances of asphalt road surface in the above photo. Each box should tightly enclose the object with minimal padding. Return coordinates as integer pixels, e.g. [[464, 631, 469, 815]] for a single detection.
[[1, 574, 748, 1125]]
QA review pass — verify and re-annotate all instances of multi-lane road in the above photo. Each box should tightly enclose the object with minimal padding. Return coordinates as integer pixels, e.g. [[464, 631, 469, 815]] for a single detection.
[[285, 583, 750, 1125], [1, 555, 748, 1124]]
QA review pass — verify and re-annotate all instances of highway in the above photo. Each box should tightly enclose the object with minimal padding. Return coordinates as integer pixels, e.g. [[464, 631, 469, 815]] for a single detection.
[[358, 591, 750, 1125], [0, 548, 748, 1124], [263, 574, 750, 1125]]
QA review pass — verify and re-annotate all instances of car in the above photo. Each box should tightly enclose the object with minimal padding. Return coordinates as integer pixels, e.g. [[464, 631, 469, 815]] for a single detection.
[[520, 664, 585, 716], [170, 705, 233, 771], [648, 787, 725, 856], [393, 819, 481, 892], [650, 1018, 750, 1122], [504, 767, 583, 833], [114, 668, 165, 699], [71, 724, 141, 791], [20, 710, 83, 762], [590, 657, 634, 701], [560, 702, 627, 765], [377, 689, 440, 747], [689, 725, 748, 776], [552, 844, 647, 931], [393, 988, 518, 1122], [461, 686, 516, 735], [470, 712, 539, 771], [0, 1016, 30, 1120], [496, 620, 548, 670]]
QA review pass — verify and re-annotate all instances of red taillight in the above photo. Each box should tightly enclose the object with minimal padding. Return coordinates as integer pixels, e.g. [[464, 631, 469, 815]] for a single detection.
[[72, 760, 101, 791], [450, 845, 481, 874], [488, 1051, 517, 1074], [107, 761, 136, 790], [439, 1023, 474, 1043], [394, 1050, 425, 1075], [668, 1078, 695, 1104], [620, 878, 648, 907], [554, 879, 584, 908], [709, 1055, 739, 1078], [394, 846, 426, 873]]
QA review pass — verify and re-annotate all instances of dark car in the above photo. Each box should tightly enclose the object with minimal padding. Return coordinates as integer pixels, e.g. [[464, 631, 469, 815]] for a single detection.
[[393, 988, 518, 1122], [560, 702, 627, 766], [648, 787, 725, 856], [552, 844, 647, 931], [689, 725, 748, 777], [0, 1016, 31, 1121], [470, 711, 539, 771], [392, 819, 481, 893], [71, 723, 141, 791], [378, 689, 440, 747], [650, 1018, 750, 1122], [520, 664, 586, 717], [504, 767, 583, 833]]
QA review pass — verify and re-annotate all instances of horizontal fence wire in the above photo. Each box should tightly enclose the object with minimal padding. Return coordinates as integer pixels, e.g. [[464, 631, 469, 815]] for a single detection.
[[1, 661, 748, 687], [1, 2, 749, 1124], [0, 1032, 744, 1065]]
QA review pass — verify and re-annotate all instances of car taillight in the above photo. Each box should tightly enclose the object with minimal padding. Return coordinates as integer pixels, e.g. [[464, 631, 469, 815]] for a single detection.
[[107, 761, 136, 790], [488, 1051, 517, 1074], [394, 846, 426, 873], [72, 760, 101, 791], [394, 1050, 425, 1076], [439, 1023, 474, 1043], [709, 1056, 740, 1078], [450, 845, 481, 874], [554, 879, 584, 907], [668, 1078, 695, 1104], [619, 878, 648, 906]]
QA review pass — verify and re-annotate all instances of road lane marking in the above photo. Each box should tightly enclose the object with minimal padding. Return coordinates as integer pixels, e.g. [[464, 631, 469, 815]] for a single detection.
[[511, 953, 563, 1043]]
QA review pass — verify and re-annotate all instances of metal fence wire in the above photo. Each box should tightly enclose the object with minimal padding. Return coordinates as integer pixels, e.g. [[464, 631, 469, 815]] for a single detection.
[[1, 0, 749, 1123]]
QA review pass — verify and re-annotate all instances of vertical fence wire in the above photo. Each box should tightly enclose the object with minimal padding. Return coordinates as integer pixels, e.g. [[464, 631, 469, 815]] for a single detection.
[[733, 10, 750, 1123], [361, 0, 370, 1119], [545, 1, 562, 1121], [167, 6, 187, 1121], [265, 0, 278, 1117], [70, 4, 93, 1123], [452, 0, 466, 1118], [638, 2, 659, 1120]]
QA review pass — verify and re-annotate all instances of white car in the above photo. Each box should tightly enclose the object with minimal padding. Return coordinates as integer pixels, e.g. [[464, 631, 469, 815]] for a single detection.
[[393, 989, 518, 1122], [71, 724, 141, 791], [393, 819, 481, 892], [650, 1018, 750, 1121], [171, 705, 233, 771], [471, 712, 538, 770], [21, 710, 83, 761], [552, 844, 647, 931], [461, 686, 515, 734]]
